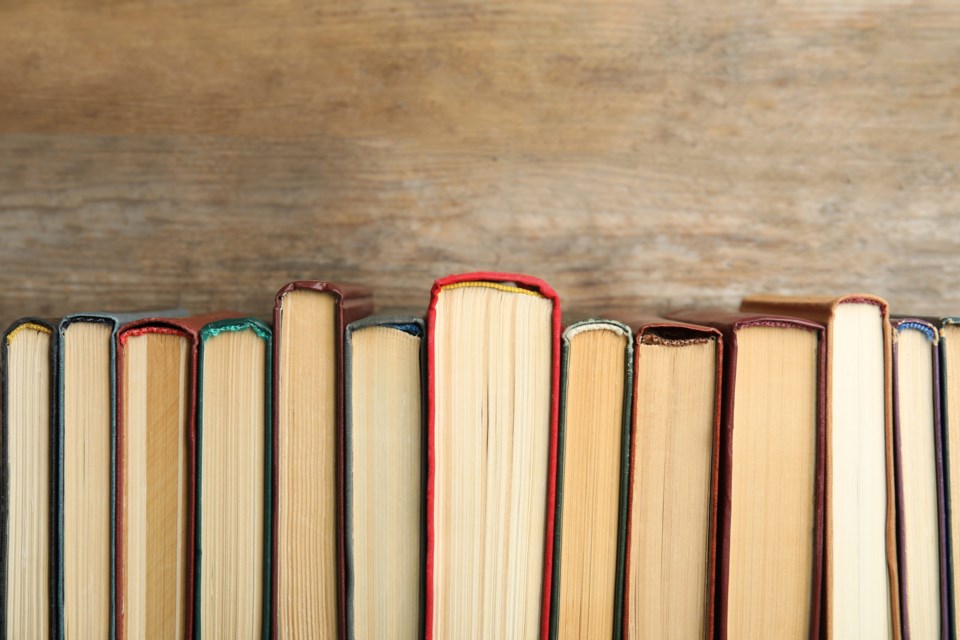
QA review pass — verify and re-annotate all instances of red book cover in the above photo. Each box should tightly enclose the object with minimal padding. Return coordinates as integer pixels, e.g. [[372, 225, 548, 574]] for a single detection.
[[425, 272, 561, 640]]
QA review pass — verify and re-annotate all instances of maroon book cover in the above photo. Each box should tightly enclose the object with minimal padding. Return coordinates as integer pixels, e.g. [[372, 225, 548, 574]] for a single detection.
[[270, 281, 373, 638], [620, 318, 723, 640]]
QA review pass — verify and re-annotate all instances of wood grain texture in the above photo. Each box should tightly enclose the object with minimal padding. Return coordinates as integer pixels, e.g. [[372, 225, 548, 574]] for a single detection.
[[1, 1, 959, 327]]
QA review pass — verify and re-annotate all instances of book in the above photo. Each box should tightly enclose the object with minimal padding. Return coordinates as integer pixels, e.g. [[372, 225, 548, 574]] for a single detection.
[[1, 317, 58, 639], [425, 272, 561, 640], [670, 310, 824, 639], [343, 315, 425, 640], [57, 309, 183, 640], [192, 317, 272, 638], [621, 319, 722, 639], [741, 294, 898, 639], [271, 281, 373, 637], [890, 319, 948, 639], [114, 312, 243, 640], [937, 317, 960, 639], [550, 319, 632, 640]]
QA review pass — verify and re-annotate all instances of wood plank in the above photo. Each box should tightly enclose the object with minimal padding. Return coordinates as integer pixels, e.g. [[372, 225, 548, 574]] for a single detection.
[[1, 2, 959, 325]]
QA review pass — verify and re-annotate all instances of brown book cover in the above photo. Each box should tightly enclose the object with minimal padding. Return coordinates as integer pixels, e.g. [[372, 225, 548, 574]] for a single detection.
[[114, 311, 244, 640], [668, 310, 825, 640], [741, 294, 899, 640], [620, 318, 723, 640], [270, 281, 373, 638]]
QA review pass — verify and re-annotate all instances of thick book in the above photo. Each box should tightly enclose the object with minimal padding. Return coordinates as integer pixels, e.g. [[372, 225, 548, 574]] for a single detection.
[[192, 317, 272, 638], [890, 319, 949, 639], [425, 272, 561, 640], [741, 294, 899, 639], [621, 319, 722, 640], [2, 317, 59, 639], [114, 312, 243, 640], [271, 281, 373, 638], [669, 310, 825, 640], [938, 317, 960, 640], [57, 309, 183, 640], [550, 319, 632, 640], [343, 315, 425, 640]]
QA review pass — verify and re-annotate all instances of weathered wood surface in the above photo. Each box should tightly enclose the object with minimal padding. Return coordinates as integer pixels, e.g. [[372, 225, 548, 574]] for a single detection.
[[1, 1, 959, 327]]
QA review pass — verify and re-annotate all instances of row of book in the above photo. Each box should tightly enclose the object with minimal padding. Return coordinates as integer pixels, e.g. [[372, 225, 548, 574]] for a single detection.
[[0, 272, 953, 639]]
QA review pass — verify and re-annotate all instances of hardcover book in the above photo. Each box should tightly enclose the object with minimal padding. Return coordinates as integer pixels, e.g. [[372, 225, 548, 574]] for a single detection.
[[622, 319, 722, 640], [192, 317, 272, 638], [425, 272, 561, 640], [343, 315, 425, 640], [937, 317, 960, 640], [670, 310, 824, 640], [550, 319, 632, 640], [271, 281, 373, 638], [741, 294, 899, 639], [890, 319, 949, 639], [1, 317, 58, 639]]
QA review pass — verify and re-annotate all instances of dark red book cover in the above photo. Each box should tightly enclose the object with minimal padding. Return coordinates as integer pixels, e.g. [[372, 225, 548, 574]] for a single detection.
[[619, 318, 723, 640], [270, 281, 373, 638]]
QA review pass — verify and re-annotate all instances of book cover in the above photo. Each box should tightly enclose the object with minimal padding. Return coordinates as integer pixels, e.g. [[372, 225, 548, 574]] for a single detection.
[[193, 317, 272, 638], [425, 272, 561, 640], [937, 317, 960, 640], [550, 319, 632, 640], [343, 315, 425, 640], [1, 317, 59, 639], [620, 318, 723, 640], [890, 318, 949, 640], [271, 281, 373, 638]]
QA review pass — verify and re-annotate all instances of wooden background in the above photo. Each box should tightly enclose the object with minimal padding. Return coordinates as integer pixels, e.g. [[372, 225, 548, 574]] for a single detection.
[[1, 1, 959, 327]]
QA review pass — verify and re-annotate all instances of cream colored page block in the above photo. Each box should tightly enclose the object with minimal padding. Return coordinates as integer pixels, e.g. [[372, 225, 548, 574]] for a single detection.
[[6, 328, 51, 639], [556, 327, 626, 640], [351, 326, 422, 639], [199, 329, 265, 638], [944, 325, 960, 631], [63, 321, 112, 638], [124, 335, 149, 639], [122, 333, 190, 639], [628, 339, 716, 639], [727, 326, 816, 638], [432, 286, 552, 638], [831, 303, 892, 639], [276, 290, 338, 638], [897, 329, 940, 638], [146, 335, 189, 639]]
